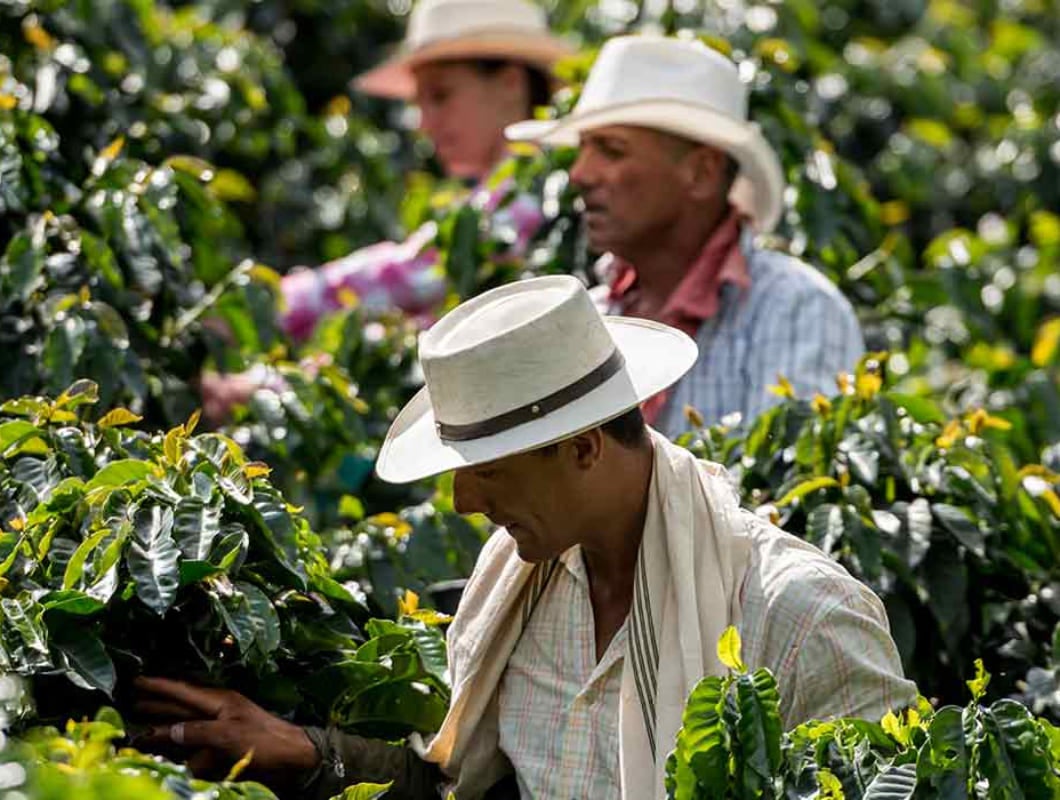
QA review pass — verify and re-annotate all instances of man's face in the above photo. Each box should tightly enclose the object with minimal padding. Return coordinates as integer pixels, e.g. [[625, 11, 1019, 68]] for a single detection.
[[452, 446, 585, 563], [569, 125, 696, 257]]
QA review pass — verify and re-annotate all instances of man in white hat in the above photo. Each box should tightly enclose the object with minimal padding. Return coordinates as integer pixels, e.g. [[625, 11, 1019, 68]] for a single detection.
[[139, 276, 914, 799], [508, 35, 866, 437]]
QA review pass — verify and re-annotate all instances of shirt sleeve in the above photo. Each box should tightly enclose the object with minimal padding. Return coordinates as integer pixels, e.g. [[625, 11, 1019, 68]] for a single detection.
[[299, 725, 445, 800], [742, 281, 865, 424], [781, 581, 918, 727], [279, 223, 445, 342]]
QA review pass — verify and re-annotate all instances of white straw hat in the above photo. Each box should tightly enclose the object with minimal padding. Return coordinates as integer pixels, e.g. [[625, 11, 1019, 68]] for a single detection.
[[356, 0, 575, 100], [506, 35, 785, 233], [376, 275, 697, 483]]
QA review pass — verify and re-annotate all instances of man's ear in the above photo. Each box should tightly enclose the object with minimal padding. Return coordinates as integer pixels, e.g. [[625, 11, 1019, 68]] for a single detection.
[[570, 427, 605, 470], [685, 146, 729, 202]]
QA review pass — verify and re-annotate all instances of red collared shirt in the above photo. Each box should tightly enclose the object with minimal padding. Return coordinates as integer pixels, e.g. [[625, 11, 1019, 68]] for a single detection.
[[608, 210, 751, 423]]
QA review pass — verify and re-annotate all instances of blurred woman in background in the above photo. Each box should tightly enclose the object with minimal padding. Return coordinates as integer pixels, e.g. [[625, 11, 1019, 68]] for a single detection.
[[279, 0, 573, 339], [201, 0, 572, 419]]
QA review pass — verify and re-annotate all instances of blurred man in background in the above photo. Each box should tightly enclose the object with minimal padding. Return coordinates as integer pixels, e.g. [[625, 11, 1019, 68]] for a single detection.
[[508, 35, 865, 438]]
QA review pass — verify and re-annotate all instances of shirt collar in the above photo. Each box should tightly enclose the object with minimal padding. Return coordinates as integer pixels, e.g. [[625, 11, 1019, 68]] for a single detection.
[[608, 209, 751, 332]]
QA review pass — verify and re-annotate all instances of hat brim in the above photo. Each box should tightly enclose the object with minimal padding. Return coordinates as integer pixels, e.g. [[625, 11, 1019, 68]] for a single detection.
[[506, 99, 785, 233], [355, 32, 576, 100], [375, 316, 697, 484]]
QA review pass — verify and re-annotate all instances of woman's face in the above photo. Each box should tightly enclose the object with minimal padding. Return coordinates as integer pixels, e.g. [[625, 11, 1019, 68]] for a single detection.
[[412, 61, 524, 180]]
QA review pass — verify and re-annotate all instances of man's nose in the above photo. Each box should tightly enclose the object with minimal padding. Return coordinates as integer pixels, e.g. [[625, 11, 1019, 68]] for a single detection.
[[569, 147, 596, 190], [452, 471, 489, 517]]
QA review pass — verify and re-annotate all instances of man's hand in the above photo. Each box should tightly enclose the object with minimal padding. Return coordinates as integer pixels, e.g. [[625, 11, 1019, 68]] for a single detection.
[[135, 676, 319, 785]]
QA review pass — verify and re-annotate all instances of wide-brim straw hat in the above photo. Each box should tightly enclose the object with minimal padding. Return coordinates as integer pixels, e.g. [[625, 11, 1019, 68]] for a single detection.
[[376, 275, 697, 484], [506, 35, 785, 233], [356, 0, 575, 100]]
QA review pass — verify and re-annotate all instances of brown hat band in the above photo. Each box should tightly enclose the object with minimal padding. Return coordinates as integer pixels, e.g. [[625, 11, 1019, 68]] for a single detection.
[[435, 348, 626, 442]]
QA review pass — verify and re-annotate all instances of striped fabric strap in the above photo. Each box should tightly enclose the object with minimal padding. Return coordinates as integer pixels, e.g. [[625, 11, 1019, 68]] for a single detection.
[[521, 558, 560, 628], [630, 554, 660, 756]]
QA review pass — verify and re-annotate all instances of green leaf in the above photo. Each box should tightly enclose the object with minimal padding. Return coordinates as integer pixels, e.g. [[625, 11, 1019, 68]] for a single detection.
[[1, 230, 45, 301], [733, 669, 783, 794], [63, 528, 111, 590], [863, 762, 917, 799], [174, 497, 222, 560], [978, 700, 1059, 799], [666, 675, 729, 800], [931, 503, 985, 558], [336, 783, 393, 799], [0, 593, 51, 672], [0, 420, 39, 454], [55, 379, 100, 410], [887, 393, 946, 424], [85, 459, 153, 492], [127, 505, 180, 615], [50, 622, 116, 696], [42, 591, 105, 616]]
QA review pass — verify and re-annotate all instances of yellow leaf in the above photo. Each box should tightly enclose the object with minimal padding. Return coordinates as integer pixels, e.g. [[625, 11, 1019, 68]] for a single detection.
[[965, 408, 1011, 435], [776, 477, 840, 507], [97, 408, 143, 430], [369, 512, 412, 539], [336, 287, 360, 310], [185, 408, 201, 436], [100, 136, 125, 163], [506, 141, 539, 159], [935, 419, 962, 449], [716, 625, 746, 673], [248, 264, 283, 293], [1042, 490, 1060, 518], [325, 95, 351, 118], [398, 590, 420, 617], [409, 609, 454, 626], [1018, 465, 1060, 484], [243, 462, 271, 479], [1031, 318, 1060, 367], [23, 21, 56, 51], [855, 371, 883, 401], [881, 709, 903, 740], [208, 169, 257, 203], [880, 200, 910, 226], [835, 372, 853, 395], [684, 405, 705, 429], [0, 94, 17, 111], [768, 375, 796, 399], [811, 394, 832, 416], [225, 748, 254, 782], [817, 768, 845, 798], [8, 518, 24, 532], [966, 658, 990, 701], [163, 426, 185, 466]]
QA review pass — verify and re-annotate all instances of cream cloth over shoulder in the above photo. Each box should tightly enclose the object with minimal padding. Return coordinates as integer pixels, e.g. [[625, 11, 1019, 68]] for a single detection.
[[410, 430, 753, 798]]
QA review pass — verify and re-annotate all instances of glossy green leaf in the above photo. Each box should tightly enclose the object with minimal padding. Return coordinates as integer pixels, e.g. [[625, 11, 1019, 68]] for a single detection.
[[127, 505, 180, 615]]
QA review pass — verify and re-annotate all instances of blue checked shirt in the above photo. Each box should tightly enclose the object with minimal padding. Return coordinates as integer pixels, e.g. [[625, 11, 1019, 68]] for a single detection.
[[598, 231, 865, 439]]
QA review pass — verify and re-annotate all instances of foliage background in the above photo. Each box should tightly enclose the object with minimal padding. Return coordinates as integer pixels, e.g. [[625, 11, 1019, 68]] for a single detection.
[[1, 0, 1059, 793]]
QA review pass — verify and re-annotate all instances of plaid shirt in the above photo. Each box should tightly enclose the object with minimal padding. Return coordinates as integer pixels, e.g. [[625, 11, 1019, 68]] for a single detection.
[[597, 229, 865, 438], [280, 182, 544, 341], [496, 520, 915, 798], [498, 547, 625, 800]]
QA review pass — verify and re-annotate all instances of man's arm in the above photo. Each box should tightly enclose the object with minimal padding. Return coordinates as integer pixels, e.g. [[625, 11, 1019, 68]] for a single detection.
[[300, 727, 444, 800], [135, 677, 443, 799], [781, 579, 918, 727]]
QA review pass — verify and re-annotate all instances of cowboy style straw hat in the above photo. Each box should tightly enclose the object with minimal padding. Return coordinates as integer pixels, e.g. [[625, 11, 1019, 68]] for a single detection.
[[506, 35, 786, 233], [376, 276, 697, 483], [356, 0, 575, 100]]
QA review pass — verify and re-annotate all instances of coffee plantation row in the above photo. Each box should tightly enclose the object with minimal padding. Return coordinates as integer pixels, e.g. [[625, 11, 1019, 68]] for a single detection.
[[1, 0, 1059, 796]]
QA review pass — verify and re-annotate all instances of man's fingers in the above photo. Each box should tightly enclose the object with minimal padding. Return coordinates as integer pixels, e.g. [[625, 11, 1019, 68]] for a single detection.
[[134, 676, 228, 718], [134, 699, 201, 721]]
